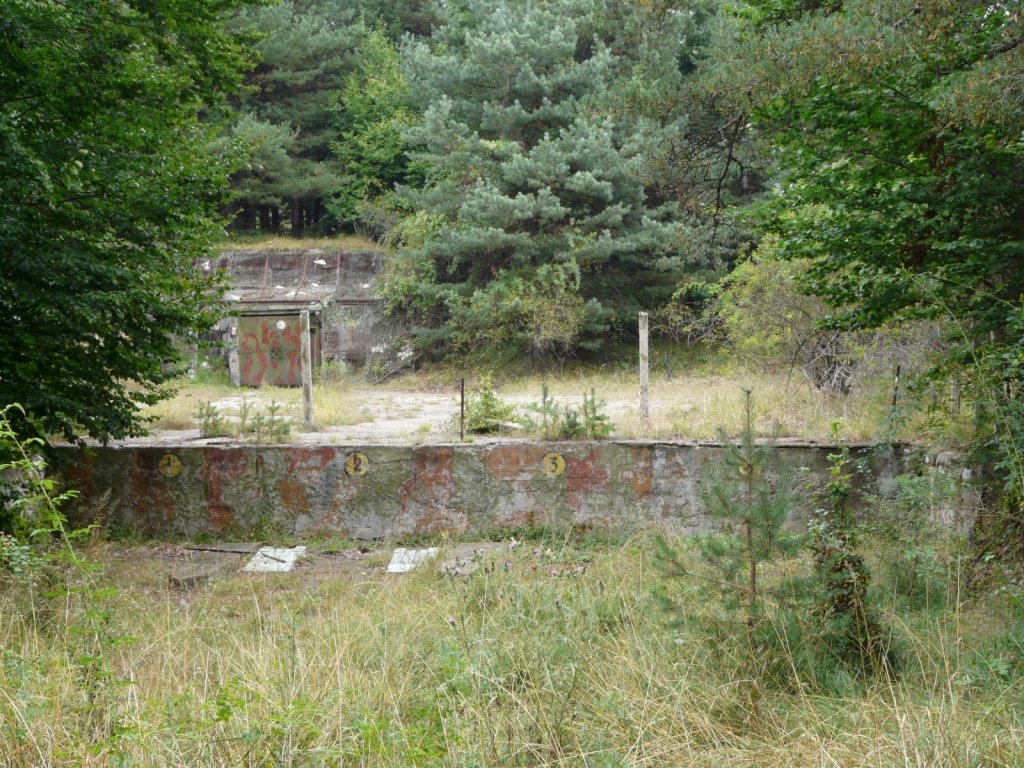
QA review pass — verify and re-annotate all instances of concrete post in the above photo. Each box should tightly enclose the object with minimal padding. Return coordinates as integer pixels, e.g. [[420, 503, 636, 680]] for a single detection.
[[300, 310, 313, 431], [639, 311, 649, 420]]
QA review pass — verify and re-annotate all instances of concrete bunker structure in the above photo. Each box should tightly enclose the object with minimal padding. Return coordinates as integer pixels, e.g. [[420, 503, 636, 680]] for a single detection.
[[208, 248, 383, 386]]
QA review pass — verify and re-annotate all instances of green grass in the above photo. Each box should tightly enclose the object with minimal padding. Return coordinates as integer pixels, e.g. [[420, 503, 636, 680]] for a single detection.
[[1, 536, 1021, 766]]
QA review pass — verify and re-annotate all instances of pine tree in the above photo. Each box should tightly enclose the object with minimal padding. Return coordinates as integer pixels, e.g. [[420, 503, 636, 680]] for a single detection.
[[393, 0, 683, 356], [226, 0, 363, 234]]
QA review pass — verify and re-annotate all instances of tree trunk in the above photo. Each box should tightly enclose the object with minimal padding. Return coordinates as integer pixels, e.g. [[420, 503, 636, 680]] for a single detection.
[[240, 203, 255, 232], [291, 199, 304, 236], [312, 199, 324, 232]]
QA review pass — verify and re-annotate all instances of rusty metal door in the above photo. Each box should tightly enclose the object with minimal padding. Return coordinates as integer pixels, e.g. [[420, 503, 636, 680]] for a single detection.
[[238, 315, 305, 387]]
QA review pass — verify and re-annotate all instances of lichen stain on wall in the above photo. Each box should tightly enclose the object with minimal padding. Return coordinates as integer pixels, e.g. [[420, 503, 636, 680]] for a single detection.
[[623, 446, 654, 496], [484, 445, 548, 480], [399, 447, 468, 535], [565, 450, 611, 510]]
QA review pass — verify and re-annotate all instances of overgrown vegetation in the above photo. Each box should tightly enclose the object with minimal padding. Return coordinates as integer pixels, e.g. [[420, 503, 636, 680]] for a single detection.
[[463, 377, 518, 435], [4, 1, 1024, 761], [195, 398, 293, 442], [1, 533, 1020, 765], [808, 430, 893, 678], [652, 394, 907, 715], [0, 405, 79, 566]]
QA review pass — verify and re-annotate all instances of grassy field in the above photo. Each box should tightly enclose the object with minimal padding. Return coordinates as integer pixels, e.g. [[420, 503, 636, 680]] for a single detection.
[[0, 535, 1020, 766], [144, 364, 911, 442]]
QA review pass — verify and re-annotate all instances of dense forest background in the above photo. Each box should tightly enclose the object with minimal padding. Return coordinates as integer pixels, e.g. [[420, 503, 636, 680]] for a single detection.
[[220, 1, 1024, 500], [2, 0, 1022, 506]]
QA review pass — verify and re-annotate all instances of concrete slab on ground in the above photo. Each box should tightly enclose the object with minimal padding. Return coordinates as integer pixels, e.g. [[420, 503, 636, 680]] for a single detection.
[[386, 547, 439, 573], [244, 546, 307, 573]]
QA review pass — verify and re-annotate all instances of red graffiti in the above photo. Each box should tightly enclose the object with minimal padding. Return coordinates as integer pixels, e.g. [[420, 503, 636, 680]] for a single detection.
[[565, 450, 610, 510]]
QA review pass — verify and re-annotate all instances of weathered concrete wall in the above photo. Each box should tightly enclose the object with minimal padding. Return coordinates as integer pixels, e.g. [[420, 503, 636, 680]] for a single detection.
[[321, 301, 380, 369], [924, 451, 982, 536], [55, 442, 907, 540]]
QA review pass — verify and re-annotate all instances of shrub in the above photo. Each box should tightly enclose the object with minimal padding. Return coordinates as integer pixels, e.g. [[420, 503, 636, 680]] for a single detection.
[[809, 429, 895, 676], [464, 377, 518, 435]]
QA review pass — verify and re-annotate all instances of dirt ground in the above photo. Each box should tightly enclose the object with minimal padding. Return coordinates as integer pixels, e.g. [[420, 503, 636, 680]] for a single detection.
[[131, 388, 660, 444], [101, 540, 517, 593]]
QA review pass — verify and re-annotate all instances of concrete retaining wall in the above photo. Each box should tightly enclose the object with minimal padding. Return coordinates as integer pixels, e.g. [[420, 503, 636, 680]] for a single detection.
[[55, 442, 911, 539]]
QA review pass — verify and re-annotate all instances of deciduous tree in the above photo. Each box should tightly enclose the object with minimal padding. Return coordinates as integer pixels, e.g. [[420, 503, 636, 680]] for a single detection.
[[718, 0, 1024, 493], [0, 0, 251, 443]]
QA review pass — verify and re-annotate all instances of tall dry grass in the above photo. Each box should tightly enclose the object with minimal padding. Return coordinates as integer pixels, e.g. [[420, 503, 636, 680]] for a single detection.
[[1, 537, 1020, 766], [143, 372, 368, 434]]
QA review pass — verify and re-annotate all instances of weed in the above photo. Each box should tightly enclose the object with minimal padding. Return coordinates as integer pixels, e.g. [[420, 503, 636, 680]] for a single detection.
[[0, 532, 42, 576], [523, 384, 614, 439]]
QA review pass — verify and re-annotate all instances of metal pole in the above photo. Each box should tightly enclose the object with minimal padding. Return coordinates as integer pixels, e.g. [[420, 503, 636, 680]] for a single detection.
[[300, 310, 313, 431]]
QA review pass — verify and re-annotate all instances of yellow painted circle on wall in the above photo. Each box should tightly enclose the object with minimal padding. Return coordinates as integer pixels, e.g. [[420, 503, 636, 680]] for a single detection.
[[345, 451, 369, 476], [158, 453, 182, 479], [541, 452, 567, 477]]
